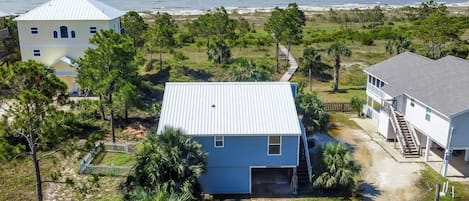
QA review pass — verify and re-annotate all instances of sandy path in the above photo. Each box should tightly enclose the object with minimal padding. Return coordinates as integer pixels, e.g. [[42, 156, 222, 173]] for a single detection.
[[323, 121, 424, 201]]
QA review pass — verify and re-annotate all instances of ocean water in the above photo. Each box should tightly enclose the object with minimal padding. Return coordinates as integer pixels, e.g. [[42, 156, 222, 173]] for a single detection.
[[1, 0, 469, 14]]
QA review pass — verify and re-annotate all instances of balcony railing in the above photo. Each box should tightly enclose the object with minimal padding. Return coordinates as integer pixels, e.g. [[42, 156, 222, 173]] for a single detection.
[[366, 83, 385, 98]]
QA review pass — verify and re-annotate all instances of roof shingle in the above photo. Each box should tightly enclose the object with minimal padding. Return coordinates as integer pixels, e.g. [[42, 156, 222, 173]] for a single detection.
[[365, 52, 469, 117]]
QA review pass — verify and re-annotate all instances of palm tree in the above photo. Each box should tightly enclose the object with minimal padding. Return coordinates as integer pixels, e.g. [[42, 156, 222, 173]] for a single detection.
[[386, 35, 414, 55], [298, 93, 329, 132], [124, 127, 207, 198], [327, 42, 351, 92], [229, 58, 272, 81], [301, 47, 321, 91], [314, 143, 361, 197]]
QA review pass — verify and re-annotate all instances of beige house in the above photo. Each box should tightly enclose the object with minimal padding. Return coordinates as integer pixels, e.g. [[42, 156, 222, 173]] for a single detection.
[[14, 0, 125, 94]]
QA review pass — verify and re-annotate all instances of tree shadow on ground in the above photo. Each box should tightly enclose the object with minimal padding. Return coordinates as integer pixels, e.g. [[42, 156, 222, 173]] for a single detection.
[[326, 87, 366, 94], [300, 62, 334, 82], [180, 65, 212, 81], [140, 67, 170, 102], [141, 67, 170, 85], [357, 182, 381, 201]]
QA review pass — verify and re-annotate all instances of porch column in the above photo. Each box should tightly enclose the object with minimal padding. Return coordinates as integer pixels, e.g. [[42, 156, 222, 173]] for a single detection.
[[425, 137, 431, 162], [441, 149, 452, 177], [465, 150, 469, 162]]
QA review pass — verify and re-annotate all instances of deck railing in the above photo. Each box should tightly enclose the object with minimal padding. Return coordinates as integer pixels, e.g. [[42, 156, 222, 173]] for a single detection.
[[299, 120, 313, 182], [366, 83, 385, 98]]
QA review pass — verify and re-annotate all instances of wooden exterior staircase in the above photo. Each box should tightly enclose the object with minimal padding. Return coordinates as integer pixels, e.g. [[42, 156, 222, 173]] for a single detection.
[[297, 137, 310, 184], [390, 108, 421, 158]]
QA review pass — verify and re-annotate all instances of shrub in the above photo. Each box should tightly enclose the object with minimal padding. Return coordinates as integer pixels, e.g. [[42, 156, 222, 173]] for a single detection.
[[298, 93, 329, 133], [351, 96, 365, 117], [313, 143, 361, 198], [359, 32, 375, 46], [177, 32, 195, 44]]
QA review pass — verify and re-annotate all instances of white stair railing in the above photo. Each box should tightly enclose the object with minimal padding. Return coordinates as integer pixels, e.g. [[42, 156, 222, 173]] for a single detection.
[[389, 106, 405, 154], [407, 123, 421, 155]]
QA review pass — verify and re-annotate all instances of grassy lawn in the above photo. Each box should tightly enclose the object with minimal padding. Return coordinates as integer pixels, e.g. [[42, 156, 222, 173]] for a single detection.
[[91, 152, 135, 166], [0, 156, 56, 201], [418, 164, 469, 201]]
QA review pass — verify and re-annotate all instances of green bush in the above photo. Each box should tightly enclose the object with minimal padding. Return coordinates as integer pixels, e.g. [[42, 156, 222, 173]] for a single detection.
[[359, 32, 375, 46], [298, 93, 329, 133]]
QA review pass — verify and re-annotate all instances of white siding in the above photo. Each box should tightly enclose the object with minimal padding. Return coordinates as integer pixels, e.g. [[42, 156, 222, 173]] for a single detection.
[[450, 112, 469, 149], [404, 96, 450, 148], [396, 95, 407, 114], [17, 19, 117, 65]]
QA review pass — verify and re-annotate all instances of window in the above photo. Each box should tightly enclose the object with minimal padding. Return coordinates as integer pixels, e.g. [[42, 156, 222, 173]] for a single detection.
[[90, 27, 97, 34], [373, 100, 382, 112], [71, 31, 76, 38], [372, 77, 376, 86], [380, 81, 384, 87], [31, 27, 38, 34], [376, 79, 381, 87], [60, 26, 68, 38], [410, 99, 415, 107], [53, 31, 58, 38], [425, 107, 432, 121], [33, 49, 40, 57], [214, 136, 224, 148], [368, 75, 372, 83], [268, 136, 281, 155]]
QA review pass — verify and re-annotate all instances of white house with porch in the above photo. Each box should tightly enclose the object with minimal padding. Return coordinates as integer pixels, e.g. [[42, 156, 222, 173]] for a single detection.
[[364, 52, 469, 177], [14, 0, 124, 94]]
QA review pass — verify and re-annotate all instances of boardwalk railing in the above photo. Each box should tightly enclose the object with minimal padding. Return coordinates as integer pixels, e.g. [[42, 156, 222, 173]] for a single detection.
[[323, 102, 352, 112]]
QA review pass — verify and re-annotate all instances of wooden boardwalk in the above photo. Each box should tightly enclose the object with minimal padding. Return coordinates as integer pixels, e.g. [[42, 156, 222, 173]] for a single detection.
[[278, 44, 299, 82]]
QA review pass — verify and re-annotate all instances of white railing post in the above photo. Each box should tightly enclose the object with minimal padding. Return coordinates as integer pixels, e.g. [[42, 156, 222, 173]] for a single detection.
[[407, 123, 421, 155], [389, 106, 405, 153]]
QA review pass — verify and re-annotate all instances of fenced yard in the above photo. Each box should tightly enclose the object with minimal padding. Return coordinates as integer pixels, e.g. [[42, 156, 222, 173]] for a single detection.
[[78, 141, 138, 176], [323, 102, 352, 112]]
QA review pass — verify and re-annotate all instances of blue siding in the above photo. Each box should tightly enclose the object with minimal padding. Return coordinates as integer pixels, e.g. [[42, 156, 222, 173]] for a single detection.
[[193, 135, 299, 194], [290, 83, 298, 98], [199, 167, 249, 193]]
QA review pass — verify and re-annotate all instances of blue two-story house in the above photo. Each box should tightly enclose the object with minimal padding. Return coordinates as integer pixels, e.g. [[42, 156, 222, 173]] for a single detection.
[[157, 82, 311, 194]]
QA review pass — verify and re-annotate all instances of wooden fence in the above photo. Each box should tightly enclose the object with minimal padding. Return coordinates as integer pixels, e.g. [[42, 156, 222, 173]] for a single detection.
[[323, 102, 352, 112]]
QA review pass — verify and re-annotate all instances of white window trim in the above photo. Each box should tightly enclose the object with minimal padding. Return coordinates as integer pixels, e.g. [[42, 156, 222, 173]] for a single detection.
[[30, 27, 38, 34], [33, 49, 40, 57], [90, 26, 97, 34], [214, 136, 224, 148], [426, 107, 432, 121], [267, 136, 282, 156]]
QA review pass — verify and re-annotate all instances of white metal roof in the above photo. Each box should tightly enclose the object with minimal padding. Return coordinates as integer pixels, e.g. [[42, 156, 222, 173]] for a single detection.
[[157, 82, 301, 136], [14, 0, 125, 21]]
